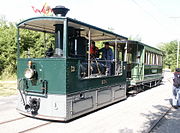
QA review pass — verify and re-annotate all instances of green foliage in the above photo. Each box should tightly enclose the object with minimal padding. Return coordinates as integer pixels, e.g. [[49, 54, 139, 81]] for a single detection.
[[0, 17, 54, 79], [95, 41, 104, 49], [158, 40, 179, 71], [19, 29, 54, 58], [0, 17, 17, 76]]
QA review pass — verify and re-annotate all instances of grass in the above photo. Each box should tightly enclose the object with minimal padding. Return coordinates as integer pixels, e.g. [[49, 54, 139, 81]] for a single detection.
[[0, 74, 16, 81], [0, 72, 17, 96], [0, 82, 17, 96]]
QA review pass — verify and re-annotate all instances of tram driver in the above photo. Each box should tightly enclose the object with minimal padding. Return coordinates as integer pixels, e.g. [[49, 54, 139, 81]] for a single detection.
[[99, 42, 114, 75], [90, 41, 99, 58]]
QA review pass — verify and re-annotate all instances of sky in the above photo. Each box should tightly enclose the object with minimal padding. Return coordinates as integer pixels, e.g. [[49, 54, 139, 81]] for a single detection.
[[0, 0, 180, 47]]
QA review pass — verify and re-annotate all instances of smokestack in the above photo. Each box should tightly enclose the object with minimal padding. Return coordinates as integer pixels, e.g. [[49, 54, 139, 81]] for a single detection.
[[52, 5, 69, 17]]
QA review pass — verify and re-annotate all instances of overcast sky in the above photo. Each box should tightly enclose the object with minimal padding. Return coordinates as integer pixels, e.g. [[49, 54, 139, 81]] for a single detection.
[[0, 0, 180, 47]]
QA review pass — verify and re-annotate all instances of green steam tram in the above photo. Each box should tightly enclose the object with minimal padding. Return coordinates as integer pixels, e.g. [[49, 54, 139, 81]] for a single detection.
[[16, 6, 163, 121]]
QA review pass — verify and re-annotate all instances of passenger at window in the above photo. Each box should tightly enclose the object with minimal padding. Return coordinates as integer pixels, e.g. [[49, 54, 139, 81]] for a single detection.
[[90, 41, 99, 58], [99, 42, 114, 75]]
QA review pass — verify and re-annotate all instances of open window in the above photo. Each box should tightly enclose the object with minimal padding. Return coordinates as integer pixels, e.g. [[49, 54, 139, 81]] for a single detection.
[[79, 40, 124, 78], [65, 18, 127, 79], [17, 18, 67, 58]]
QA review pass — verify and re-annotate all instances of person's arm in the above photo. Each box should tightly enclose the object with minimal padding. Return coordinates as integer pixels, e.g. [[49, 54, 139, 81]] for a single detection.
[[110, 49, 114, 60]]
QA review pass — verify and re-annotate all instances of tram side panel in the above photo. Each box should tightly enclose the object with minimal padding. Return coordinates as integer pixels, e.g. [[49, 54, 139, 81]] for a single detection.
[[128, 43, 163, 88], [143, 46, 163, 84], [66, 59, 127, 120], [144, 65, 163, 81]]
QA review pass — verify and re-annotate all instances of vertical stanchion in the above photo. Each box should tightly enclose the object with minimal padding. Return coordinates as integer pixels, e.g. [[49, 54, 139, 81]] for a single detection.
[[88, 29, 91, 77], [124, 41, 128, 62], [115, 38, 118, 75]]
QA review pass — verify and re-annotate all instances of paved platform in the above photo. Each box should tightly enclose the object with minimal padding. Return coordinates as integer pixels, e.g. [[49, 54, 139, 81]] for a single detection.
[[0, 73, 178, 133]]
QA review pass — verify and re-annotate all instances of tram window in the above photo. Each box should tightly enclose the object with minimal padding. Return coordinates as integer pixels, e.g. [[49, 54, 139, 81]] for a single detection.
[[145, 51, 147, 64], [147, 52, 150, 65], [154, 54, 157, 65], [68, 27, 88, 58], [156, 54, 159, 65], [157, 55, 160, 65], [146, 52, 149, 64], [118, 51, 123, 61], [68, 37, 88, 57], [153, 53, 156, 65], [19, 29, 55, 58], [158, 55, 160, 65], [156, 54, 162, 66], [79, 40, 126, 78], [127, 53, 132, 64], [156, 55, 158, 65], [150, 53, 152, 64], [159, 55, 162, 66], [145, 51, 162, 65]]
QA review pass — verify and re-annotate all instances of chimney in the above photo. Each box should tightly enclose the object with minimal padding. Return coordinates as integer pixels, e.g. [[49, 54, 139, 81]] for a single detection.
[[52, 5, 69, 17]]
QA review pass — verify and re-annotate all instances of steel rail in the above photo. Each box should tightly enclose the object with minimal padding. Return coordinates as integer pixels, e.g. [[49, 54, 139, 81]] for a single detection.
[[18, 122, 52, 133], [146, 106, 172, 133], [0, 116, 26, 125]]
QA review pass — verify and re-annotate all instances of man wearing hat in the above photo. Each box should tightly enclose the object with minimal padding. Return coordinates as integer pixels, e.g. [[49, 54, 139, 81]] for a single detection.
[[99, 42, 114, 75]]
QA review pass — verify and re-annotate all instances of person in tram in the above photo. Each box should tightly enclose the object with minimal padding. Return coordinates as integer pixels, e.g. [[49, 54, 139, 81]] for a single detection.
[[90, 41, 99, 58], [98, 42, 114, 75]]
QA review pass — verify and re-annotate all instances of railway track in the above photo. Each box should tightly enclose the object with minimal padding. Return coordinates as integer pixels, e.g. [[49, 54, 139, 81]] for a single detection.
[[146, 106, 172, 133], [18, 122, 52, 133], [0, 115, 52, 132], [0, 116, 26, 125]]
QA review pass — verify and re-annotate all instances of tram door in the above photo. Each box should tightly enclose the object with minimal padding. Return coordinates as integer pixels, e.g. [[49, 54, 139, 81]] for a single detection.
[[126, 43, 143, 81]]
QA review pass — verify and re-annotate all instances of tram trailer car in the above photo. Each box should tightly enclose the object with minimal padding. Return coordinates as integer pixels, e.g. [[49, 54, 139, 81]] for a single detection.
[[16, 6, 163, 121], [108, 41, 163, 92]]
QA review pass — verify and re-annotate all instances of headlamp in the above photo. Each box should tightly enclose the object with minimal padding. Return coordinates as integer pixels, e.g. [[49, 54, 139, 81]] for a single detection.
[[24, 68, 34, 79]]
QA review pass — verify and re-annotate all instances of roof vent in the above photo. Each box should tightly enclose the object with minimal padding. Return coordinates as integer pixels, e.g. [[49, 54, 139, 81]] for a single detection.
[[52, 5, 69, 17]]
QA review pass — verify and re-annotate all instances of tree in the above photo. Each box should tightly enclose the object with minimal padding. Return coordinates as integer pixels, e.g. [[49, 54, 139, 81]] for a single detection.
[[0, 17, 54, 78], [158, 40, 178, 71], [19, 29, 54, 58], [0, 17, 17, 76]]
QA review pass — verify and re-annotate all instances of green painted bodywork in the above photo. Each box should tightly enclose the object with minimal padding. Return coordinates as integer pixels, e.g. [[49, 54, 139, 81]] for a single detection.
[[144, 65, 162, 80], [143, 45, 163, 81], [17, 58, 127, 95], [17, 58, 67, 94], [66, 59, 127, 94], [17, 16, 128, 96], [128, 41, 163, 85]]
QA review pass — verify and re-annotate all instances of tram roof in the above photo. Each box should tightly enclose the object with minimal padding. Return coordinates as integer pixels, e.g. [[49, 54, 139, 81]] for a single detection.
[[17, 16, 127, 41], [108, 40, 163, 55]]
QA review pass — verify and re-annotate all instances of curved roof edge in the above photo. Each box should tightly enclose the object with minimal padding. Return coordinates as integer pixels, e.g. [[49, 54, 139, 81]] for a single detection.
[[108, 40, 163, 54], [17, 16, 128, 40], [67, 17, 127, 40]]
